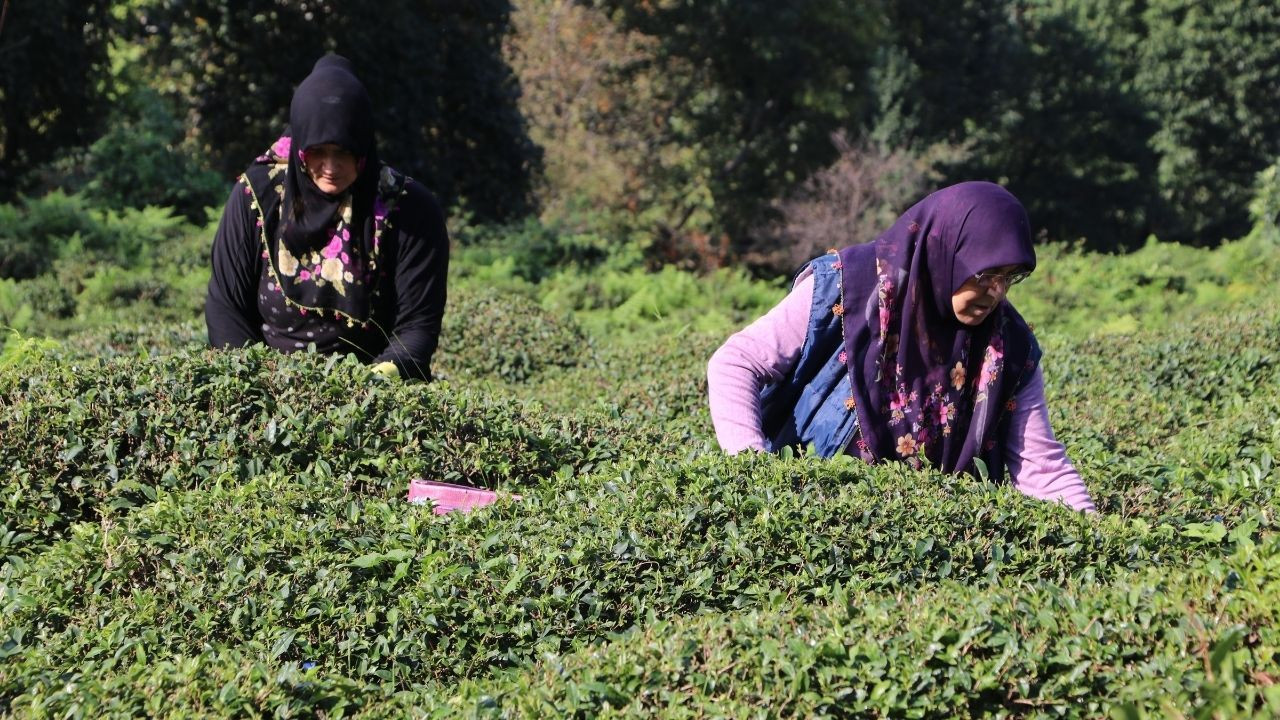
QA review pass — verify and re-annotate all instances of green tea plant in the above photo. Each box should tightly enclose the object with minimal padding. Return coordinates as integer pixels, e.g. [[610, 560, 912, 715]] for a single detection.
[[3, 184, 1280, 717]]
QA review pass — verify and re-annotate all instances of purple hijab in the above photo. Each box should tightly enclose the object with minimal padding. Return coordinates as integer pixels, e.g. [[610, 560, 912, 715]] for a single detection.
[[837, 181, 1041, 477]]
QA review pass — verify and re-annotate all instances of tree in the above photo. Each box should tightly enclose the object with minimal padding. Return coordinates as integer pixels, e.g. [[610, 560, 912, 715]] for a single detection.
[[589, 0, 885, 267], [505, 0, 662, 226], [868, 0, 1157, 250], [1137, 0, 1280, 244], [124, 0, 540, 221], [0, 0, 113, 193]]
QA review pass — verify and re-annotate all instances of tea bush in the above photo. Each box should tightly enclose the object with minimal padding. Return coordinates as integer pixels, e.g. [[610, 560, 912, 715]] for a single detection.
[[1010, 231, 1280, 337], [0, 347, 653, 561], [0, 194, 199, 281], [3, 452, 1267, 704], [3, 189, 1280, 716], [428, 538, 1280, 718], [435, 286, 592, 383]]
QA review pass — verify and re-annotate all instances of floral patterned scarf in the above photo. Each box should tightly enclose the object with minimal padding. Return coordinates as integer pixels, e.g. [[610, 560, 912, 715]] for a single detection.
[[836, 182, 1042, 478], [240, 134, 407, 327], [236, 54, 409, 327]]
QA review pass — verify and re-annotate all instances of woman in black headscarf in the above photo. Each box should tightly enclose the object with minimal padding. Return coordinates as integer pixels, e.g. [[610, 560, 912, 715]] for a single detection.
[[206, 54, 449, 380]]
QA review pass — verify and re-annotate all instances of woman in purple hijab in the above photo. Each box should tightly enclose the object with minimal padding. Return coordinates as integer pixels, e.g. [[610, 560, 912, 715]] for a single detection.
[[707, 182, 1094, 511]]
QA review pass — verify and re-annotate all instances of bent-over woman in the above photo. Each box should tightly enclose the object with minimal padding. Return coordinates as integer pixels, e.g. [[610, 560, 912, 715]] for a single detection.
[[707, 182, 1094, 511], [206, 54, 449, 380]]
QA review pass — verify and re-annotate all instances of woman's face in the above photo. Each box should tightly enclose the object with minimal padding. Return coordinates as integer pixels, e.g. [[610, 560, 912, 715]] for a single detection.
[[950, 263, 1027, 326], [302, 143, 359, 194]]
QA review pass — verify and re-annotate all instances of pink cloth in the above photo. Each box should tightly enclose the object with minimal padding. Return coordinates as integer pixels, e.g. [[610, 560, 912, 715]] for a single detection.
[[708, 273, 1095, 512], [407, 479, 518, 515]]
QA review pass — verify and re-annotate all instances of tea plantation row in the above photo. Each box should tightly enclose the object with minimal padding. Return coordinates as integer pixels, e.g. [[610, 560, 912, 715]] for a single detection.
[[3, 294, 1278, 716], [2, 213, 1279, 717]]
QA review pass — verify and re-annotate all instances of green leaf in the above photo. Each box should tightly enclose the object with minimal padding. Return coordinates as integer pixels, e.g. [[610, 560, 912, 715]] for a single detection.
[[271, 629, 297, 659], [1181, 522, 1228, 544], [972, 457, 989, 482]]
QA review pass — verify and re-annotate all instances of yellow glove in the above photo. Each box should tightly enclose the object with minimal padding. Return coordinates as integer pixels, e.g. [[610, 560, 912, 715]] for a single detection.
[[371, 361, 400, 379]]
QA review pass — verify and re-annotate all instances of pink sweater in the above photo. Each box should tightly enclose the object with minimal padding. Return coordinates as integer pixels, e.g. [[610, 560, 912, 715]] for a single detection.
[[707, 274, 1095, 512]]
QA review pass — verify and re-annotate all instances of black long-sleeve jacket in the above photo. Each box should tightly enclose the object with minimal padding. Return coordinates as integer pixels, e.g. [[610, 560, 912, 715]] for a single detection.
[[205, 179, 449, 380]]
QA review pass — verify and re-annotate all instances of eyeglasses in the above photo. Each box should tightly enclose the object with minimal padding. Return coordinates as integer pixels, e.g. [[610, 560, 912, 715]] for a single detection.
[[972, 268, 1031, 287]]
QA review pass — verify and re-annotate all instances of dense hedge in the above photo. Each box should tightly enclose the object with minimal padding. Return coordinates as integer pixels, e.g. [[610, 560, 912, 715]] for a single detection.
[[3, 450, 1269, 706], [8, 543, 1277, 718], [0, 347, 648, 560], [434, 538, 1280, 718], [435, 286, 591, 383], [3, 220, 1280, 715]]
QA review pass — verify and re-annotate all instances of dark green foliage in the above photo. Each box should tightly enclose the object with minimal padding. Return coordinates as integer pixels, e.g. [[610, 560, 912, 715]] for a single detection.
[[3, 228, 1280, 712], [0, 347, 641, 561], [0, 194, 210, 344], [437, 541, 1280, 717], [77, 89, 226, 220], [1136, 0, 1280, 244], [0, 193, 195, 281], [123, 0, 539, 221], [591, 0, 884, 259], [2, 445, 1266, 702], [436, 286, 591, 383], [870, 0, 1157, 249], [0, 0, 112, 192], [866, 0, 1280, 250]]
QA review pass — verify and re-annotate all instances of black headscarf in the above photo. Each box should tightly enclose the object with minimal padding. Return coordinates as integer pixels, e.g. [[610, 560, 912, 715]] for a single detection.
[[281, 54, 380, 258], [239, 55, 409, 327]]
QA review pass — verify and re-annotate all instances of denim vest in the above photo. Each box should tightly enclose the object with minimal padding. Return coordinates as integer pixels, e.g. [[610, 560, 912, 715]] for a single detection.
[[759, 253, 859, 457]]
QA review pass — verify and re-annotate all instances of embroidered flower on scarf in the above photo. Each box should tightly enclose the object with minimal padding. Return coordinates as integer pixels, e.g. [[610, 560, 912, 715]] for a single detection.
[[977, 341, 1005, 390], [832, 303, 844, 317], [937, 402, 954, 426], [838, 351, 848, 364], [950, 362, 966, 390], [277, 245, 300, 277], [323, 227, 347, 257], [844, 396, 857, 410], [896, 434, 917, 456], [321, 258, 346, 295]]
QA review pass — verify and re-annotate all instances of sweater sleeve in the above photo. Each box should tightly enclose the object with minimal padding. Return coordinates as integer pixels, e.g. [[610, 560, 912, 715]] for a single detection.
[[1003, 366, 1096, 512], [707, 273, 813, 453], [206, 183, 265, 348], [371, 184, 450, 380]]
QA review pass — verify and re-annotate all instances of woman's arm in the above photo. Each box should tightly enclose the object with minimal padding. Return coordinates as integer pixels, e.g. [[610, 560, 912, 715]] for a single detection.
[[1003, 366, 1096, 512], [371, 184, 450, 380], [206, 184, 266, 348], [707, 273, 813, 453]]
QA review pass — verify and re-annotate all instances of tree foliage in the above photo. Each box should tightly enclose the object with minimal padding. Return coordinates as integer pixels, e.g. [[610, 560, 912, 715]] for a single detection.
[[588, 0, 885, 267], [868, 0, 1157, 249], [1136, 0, 1280, 244], [867, 0, 1280, 250], [122, 0, 540, 221], [0, 0, 113, 193], [505, 0, 661, 226]]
